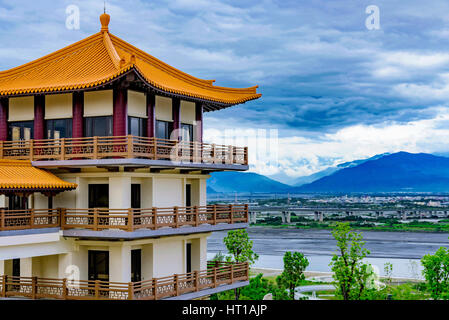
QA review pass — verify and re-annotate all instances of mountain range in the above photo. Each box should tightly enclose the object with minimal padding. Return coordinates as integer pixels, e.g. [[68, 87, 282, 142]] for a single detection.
[[290, 153, 390, 186], [208, 152, 449, 194]]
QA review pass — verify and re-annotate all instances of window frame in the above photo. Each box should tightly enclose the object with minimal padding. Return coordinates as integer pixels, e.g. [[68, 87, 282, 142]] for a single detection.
[[84, 116, 113, 137]]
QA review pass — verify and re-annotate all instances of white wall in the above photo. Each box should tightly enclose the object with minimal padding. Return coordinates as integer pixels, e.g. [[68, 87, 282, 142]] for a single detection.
[[199, 179, 207, 206], [141, 177, 154, 208], [33, 193, 48, 209], [141, 243, 153, 281], [50, 172, 207, 210], [0, 234, 73, 261], [109, 176, 131, 209], [152, 239, 184, 278], [20, 257, 33, 277], [75, 177, 88, 208], [31, 255, 59, 278], [54, 178, 77, 208], [109, 244, 131, 282], [152, 178, 183, 207], [58, 245, 88, 280], [0, 195, 6, 208]]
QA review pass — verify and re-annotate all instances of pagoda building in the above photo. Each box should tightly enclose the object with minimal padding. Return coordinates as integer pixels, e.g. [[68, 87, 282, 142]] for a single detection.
[[0, 12, 261, 300]]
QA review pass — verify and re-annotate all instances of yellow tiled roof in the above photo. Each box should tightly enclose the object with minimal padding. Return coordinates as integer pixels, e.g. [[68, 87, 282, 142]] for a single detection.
[[0, 160, 77, 190], [0, 13, 262, 107]]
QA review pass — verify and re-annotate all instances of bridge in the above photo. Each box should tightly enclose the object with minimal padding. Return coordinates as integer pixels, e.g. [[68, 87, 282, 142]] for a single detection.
[[247, 206, 449, 224]]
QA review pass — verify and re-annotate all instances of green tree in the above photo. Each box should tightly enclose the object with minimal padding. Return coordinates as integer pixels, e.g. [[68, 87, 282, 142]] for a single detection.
[[278, 251, 309, 300], [223, 229, 259, 300], [384, 262, 393, 297], [421, 247, 449, 300], [329, 222, 375, 300], [211, 251, 229, 262]]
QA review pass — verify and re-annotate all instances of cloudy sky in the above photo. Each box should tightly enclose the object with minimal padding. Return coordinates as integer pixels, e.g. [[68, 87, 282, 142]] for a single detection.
[[1, 0, 449, 184]]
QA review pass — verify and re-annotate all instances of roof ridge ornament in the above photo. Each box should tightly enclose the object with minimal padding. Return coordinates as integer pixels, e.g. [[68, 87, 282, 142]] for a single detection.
[[100, 11, 110, 33]]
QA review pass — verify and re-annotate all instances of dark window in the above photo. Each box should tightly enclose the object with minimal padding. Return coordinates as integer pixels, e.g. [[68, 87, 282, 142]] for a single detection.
[[131, 184, 141, 209], [156, 120, 172, 140], [84, 116, 113, 137], [128, 117, 146, 137], [8, 121, 34, 140], [46, 118, 72, 139], [12, 259, 20, 277], [131, 249, 142, 282], [186, 243, 192, 274], [181, 123, 193, 142], [88, 184, 109, 208], [186, 184, 192, 207], [8, 195, 27, 210], [88, 251, 109, 281]]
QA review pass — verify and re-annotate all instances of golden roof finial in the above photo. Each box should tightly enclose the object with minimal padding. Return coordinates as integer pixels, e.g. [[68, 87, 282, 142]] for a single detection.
[[100, 2, 110, 33]]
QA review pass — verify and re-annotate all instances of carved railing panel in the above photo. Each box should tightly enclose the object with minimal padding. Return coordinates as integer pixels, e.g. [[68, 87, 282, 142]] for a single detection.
[[0, 205, 248, 232], [0, 262, 248, 300], [0, 136, 248, 165]]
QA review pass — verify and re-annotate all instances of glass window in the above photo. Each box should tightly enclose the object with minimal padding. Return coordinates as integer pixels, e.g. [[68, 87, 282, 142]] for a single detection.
[[88, 251, 110, 281], [46, 119, 72, 139], [131, 249, 142, 282], [181, 123, 193, 142], [88, 184, 109, 208], [8, 121, 34, 141], [131, 184, 141, 209], [156, 120, 172, 140], [84, 116, 113, 137], [128, 117, 146, 137]]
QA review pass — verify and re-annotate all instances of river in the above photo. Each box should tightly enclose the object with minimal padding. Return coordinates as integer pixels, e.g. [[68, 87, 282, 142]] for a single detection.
[[207, 227, 449, 279]]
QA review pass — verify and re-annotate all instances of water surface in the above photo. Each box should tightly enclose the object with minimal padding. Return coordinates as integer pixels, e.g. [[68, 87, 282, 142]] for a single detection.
[[207, 227, 449, 279]]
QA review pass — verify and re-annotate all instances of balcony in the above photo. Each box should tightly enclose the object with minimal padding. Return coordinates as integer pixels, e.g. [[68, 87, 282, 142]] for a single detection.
[[0, 204, 249, 238], [0, 136, 248, 169], [0, 261, 249, 300]]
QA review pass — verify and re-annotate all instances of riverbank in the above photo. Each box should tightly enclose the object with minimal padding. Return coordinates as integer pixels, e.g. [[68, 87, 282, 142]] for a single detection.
[[208, 227, 449, 279], [252, 220, 449, 233], [250, 267, 424, 284]]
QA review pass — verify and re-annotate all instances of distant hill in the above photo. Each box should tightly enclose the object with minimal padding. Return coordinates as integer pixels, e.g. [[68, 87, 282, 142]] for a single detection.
[[207, 186, 219, 194], [208, 171, 293, 193], [297, 152, 449, 193], [292, 153, 390, 186]]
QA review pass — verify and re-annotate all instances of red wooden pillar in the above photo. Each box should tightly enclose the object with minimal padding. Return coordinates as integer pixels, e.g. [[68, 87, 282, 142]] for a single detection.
[[34, 95, 45, 140], [113, 88, 128, 136], [195, 102, 203, 143], [0, 98, 8, 141], [172, 97, 180, 141], [147, 92, 155, 138], [72, 92, 84, 138]]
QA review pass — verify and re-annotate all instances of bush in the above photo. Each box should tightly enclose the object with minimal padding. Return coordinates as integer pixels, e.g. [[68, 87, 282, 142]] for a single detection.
[[210, 274, 289, 300]]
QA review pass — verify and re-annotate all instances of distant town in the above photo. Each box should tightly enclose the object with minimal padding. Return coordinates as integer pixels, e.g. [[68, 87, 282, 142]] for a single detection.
[[209, 194, 449, 233]]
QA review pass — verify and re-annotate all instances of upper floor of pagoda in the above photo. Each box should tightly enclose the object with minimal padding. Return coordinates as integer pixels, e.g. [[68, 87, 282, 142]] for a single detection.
[[0, 13, 261, 170], [0, 13, 261, 107]]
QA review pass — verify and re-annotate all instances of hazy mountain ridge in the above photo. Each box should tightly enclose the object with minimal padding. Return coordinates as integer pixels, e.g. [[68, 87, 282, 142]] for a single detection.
[[297, 152, 449, 193], [209, 152, 449, 194], [292, 153, 391, 186]]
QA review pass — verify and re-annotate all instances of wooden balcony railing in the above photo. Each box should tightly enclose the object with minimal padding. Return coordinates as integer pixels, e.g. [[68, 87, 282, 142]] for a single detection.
[[0, 135, 248, 165], [0, 204, 249, 232], [0, 261, 249, 300], [0, 209, 60, 231]]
